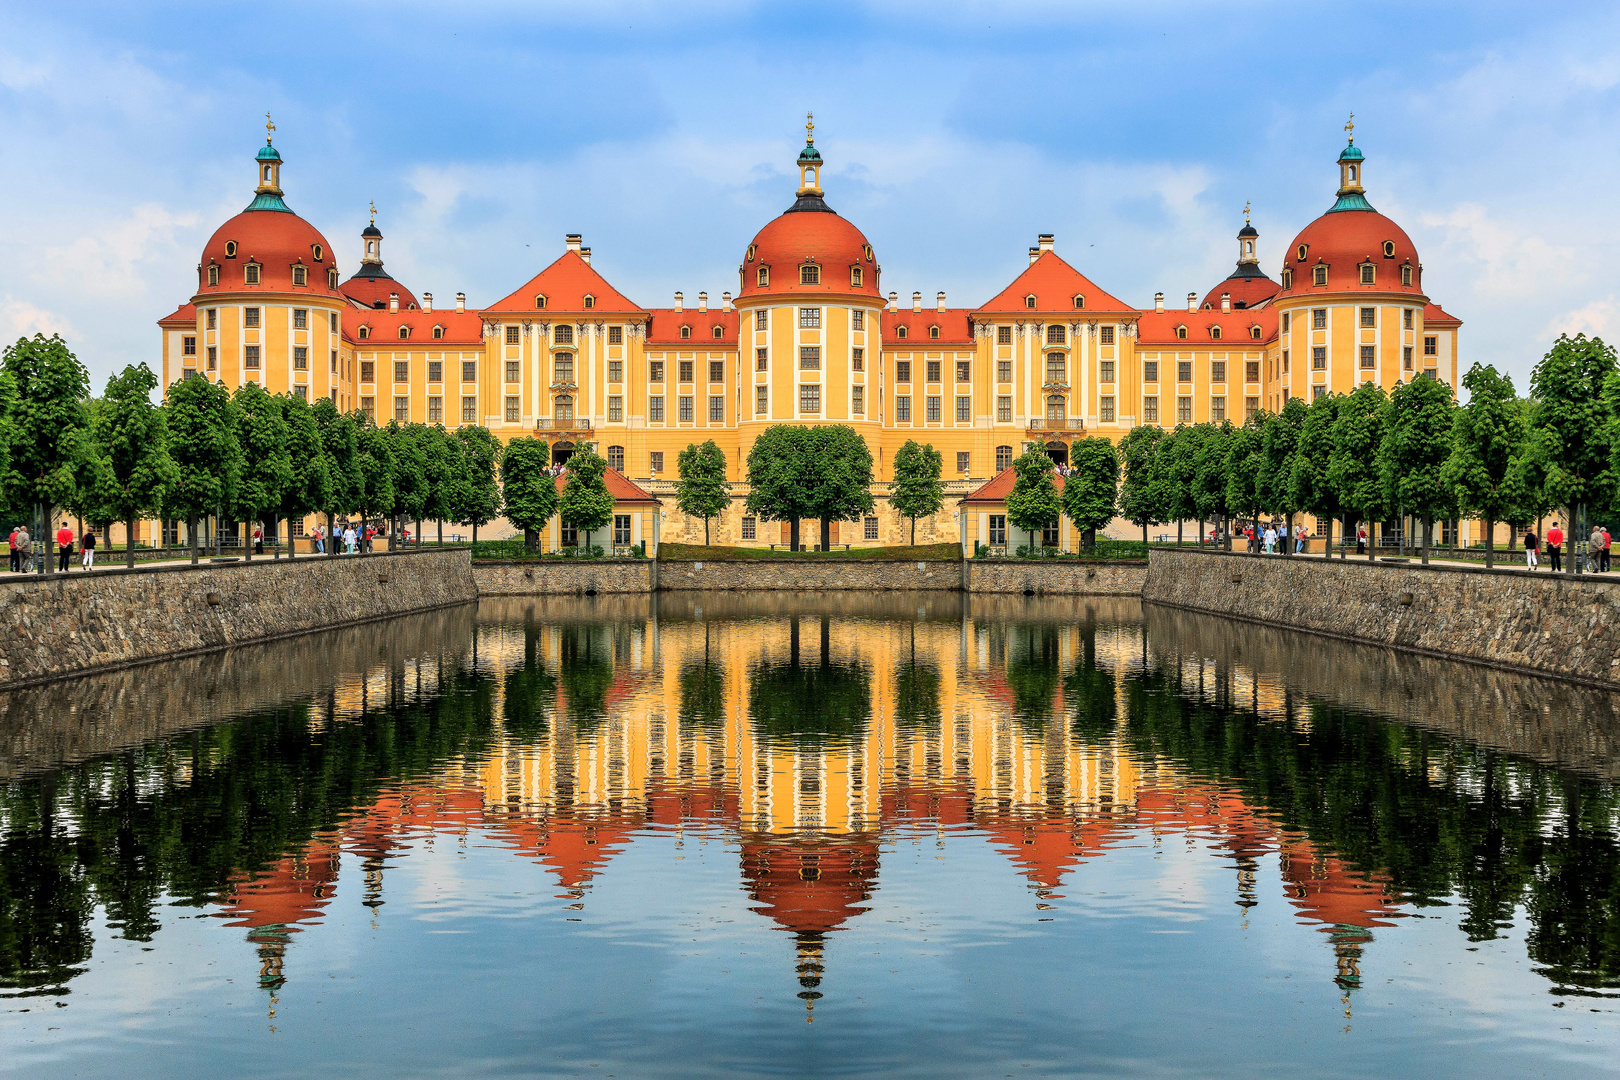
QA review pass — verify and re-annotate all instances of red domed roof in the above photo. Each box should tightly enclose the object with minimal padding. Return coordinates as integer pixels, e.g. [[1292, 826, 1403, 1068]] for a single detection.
[[1200, 268, 1280, 311], [1275, 209, 1423, 300], [341, 268, 420, 311], [738, 200, 880, 301], [196, 210, 344, 301]]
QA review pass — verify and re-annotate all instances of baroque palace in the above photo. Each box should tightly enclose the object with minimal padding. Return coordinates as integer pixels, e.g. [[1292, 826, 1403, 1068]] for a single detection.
[[158, 117, 1460, 549]]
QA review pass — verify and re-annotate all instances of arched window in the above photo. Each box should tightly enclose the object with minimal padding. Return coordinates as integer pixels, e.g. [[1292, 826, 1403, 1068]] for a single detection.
[[535, 294, 547, 309], [800, 264, 820, 285], [607, 445, 625, 471], [1024, 294, 1037, 309], [1250, 326, 1262, 340], [398, 326, 410, 340], [207, 265, 220, 286], [583, 295, 596, 310], [366, 241, 376, 257], [359, 326, 370, 340], [1244, 241, 1253, 258], [433, 326, 445, 340], [1313, 265, 1328, 287], [1073, 295, 1085, 310], [1281, 268, 1293, 289], [995, 445, 1013, 471], [263, 164, 273, 183], [680, 325, 691, 339], [896, 325, 908, 339], [929, 325, 940, 339], [757, 266, 769, 287], [292, 265, 307, 286], [1348, 165, 1358, 183], [1175, 326, 1188, 340], [1210, 326, 1221, 340], [225, 241, 238, 258], [712, 325, 724, 339]]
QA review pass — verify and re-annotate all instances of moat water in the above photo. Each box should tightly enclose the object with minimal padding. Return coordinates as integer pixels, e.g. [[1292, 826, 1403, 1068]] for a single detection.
[[1, 593, 1618, 1079]]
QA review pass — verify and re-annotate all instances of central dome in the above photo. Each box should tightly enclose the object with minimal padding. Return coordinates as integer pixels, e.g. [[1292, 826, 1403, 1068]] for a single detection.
[[1274, 139, 1424, 300], [195, 139, 343, 300]]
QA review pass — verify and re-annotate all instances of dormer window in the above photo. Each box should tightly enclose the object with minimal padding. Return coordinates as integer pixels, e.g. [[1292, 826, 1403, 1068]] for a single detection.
[[1382, 240, 1396, 258], [800, 264, 820, 285], [359, 326, 371, 340], [897, 325, 908, 339], [1210, 326, 1222, 340], [862, 244, 873, 261], [1073, 295, 1085, 309], [292, 265, 307, 286], [712, 325, 724, 339], [398, 326, 410, 340], [1400, 265, 1414, 287], [1250, 326, 1262, 340], [757, 266, 770, 287], [747, 244, 758, 261], [1024, 294, 1037, 309], [1360, 263, 1375, 285], [244, 263, 261, 285], [680, 325, 691, 339], [1281, 268, 1293, 289], [929, 325, 940, 339], [312, 244, 324, 262], [535, 294, 547, 309], [1313, 265, 1328, 287], [225, 241, 238, 258], [433, 326, 445, 340], [207, 265, 220, 286], [583, 294, 595, 310], [1175, 325, 1188, 340], [328, 268, 340, 288], [1296, 243, 1308, 261], [851, 266, 863, 287]]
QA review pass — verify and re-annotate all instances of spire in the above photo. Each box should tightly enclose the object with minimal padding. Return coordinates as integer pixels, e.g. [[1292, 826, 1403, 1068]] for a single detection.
[[361, 203, 383, 264], [246, 121, 291, 213], [787, 113, 833, 213], [1329, 116, 1374, 213], [1237, 202, 1258, 264]]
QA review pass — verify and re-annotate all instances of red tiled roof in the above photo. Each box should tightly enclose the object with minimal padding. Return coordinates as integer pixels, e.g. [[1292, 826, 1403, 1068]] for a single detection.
[[341, 272, 420, 312], [738, 208, 881, 302], [960, 465, 1068, 505], [1423, 302, 1461, 328], [157, 303, 196, 327], [343, 309, 484, 346], [646, 308, 738, 346], [974, 251, 1134, 316], [882, 307, 973, 346], [1135, 308, 1278, 347], [1200, 273, 1280, 311], [484, 250, 647, 315], [196, 210, 345, 302], [555, 466, 661, 505], [1277, 209, 1424, 300]]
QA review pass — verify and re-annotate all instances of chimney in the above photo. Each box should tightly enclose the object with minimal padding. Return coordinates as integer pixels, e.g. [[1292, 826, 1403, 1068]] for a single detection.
[[936, 291, 946, 312], [1028, 246, 1040, 266], [389, 292, 399, 314], [911, 291, 922, 314], [1187, 292, 1197, 314], [455, 292, 466, 314], [579, 247, 591, 265], [565, 233, 582, 253], [721, 291, 732, 312], [698, 291, 708, 314], [674, 291, 683, 313], [887, 291, 897, 312], [1037, 233, 1055, 252], [422, 292, 433, 314], [1220, 292, 1231, 313], [1154, 292, 1165, 314]]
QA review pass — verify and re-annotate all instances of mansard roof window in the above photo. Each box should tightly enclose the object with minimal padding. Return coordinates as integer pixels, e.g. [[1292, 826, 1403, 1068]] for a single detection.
[[292, 265, 307, 286], [207, 265, 220, 286], [1073, 294, 1085, 309], [1400, 264, 1414, 286], [1175, 325, 1188, 340], [712, 325, 724, 339], [225, 241, 238, 258], [929, 325, 940, 339], [398, 326, 410, 340], [1024, 294, 1037, 309], [800, 264, 820, 285], [244, 262, 261, 285], [1250, 325, 1262, 340], [1210, 325, 1221, 340], [433, 325, 445, 340], [583, 294, 595, 309], [850, 266, 863, 287], [897, 325, 908, 339], [359, 326, 371, 340], [757, 266, 769, 287], [535, 294, 547, 309], [680, 325, 691, 339], [1360, 262, 1376, 285], [1313, 264, 1328, 287], [327, 268, 339, 288]]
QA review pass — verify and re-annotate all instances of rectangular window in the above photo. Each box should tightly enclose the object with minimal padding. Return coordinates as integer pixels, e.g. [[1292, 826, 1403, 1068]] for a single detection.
[[997, 396, 1011, 422], [679, 396, 694, 422], [1360, 345, 1375, 369], [800, 265, 820, 285], [996, 446, 1013, 471], [462, 361, 476, 382], [989, 515, 1007, 546], [505, 326, 520, 345], [956, 395, 970, 422], [609, 396, 623, 422], [608, 325, 623, 345], [1360, 307, 1376, 327], [957, 451, 970, 472], [864, 516, 879, 541], [1281, 350, 1289, 374], [293, 346, 307, 370], [925, 396, 941, 422], [505, 396, 519, 422], [1245, 396, 1260, 420], [1046, 355, 1065, 383], [1177, 396, 1192, 424], [1403, 346, 1414, 370], [1314, 266, 1328, 287], [799, 307, 821, 329], [1211, 360, 1226, 383], [503, 360, 518, 383], [1282, 312, 1291, 333], [1246, 360, 1260, 383], [613, 515, 631, 546], [894, 360, 913, 383], [207, 308, 218, 330], [1424, 336, 1437, 356], [1100, 360, 1115, 383], [1312, 346, 1327, 370], [852, 310, 865, 331], [293, 384, 308, 401], [1312, 308, 1327, 330], [651, 451, 664, 473], [390, 360, 405, 383], [997, 359, 1012, 383], [1100, 396, 1115, 422], [428, 396, 442, 423], [800, 384, 821, 413], [428, 360, 442, 383], [650, 360, 665, 382], [183, 336, 197, 356], [709, 360, 724, 383], [559, 325, 580, 345], [1143, 396, 1158, 423], [1313, 385, 1327, 400], [1177, 360, 1192, 383], [561, 522, 577, 548], [756, 310, 768, 331], [1143, 360, 1158, 382], [649, 396, 664, 422], [293, 308, 308, 330], [600, 357, 618, 383], [245, 345, 261, 369], [329, 312, 338, 332], [1100, 326, 1115, 346], [330, 349, 338, 372], [244, 307, 260, 328], [997, 326, 1013, 346], [1403, 308, 1414, 330], [799, 346, 820, 370], [852, 385, 864, 414], [896, 395, 911, 422], [1042, 522, 1059, 547], [679, 360, 694, 383], [361, 396, 375, 422], [755, 385, 768, 415], [395, 396, 409, 423], [926, 360, 941, 383], [1211, 396, 1226, 424], [1361, 264, 1376, 285], [360, 360, 374, 383], [709, 395, 724, 422], [292, 266, 306, 286], [953, 360, 969, 382], [1047, 325, 1066, 345], [741, 516, 756, 541], [207, 346, 217, 370], [754, 349, 767, 372]]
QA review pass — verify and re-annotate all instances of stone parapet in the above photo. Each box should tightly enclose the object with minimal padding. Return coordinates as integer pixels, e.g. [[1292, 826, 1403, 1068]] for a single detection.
[[1143, 547, 1620, 687], [472, 559, 653, 595], [657, 558, 960, 592], [966, 559, 1148, 595]]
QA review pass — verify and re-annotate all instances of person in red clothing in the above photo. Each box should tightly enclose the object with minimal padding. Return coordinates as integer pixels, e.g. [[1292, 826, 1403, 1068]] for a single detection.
[[1546, 521, 1563, 572], [7, 526, 17, 573], [55, 521, 73, 573], [1604, 527, 1613, 573]]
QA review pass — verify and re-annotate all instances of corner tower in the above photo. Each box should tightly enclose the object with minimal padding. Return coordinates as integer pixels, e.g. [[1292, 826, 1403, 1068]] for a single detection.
[[341, 203, 420, 310]]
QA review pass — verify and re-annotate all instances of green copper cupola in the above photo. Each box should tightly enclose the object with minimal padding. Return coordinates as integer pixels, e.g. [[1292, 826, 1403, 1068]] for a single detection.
[[1327, 113, 1375, 213], [245, 113, 293, 213]]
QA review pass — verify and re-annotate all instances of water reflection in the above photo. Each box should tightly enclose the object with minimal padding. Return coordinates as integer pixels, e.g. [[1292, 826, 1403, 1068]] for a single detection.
[[1, 593, 1618, 1074]]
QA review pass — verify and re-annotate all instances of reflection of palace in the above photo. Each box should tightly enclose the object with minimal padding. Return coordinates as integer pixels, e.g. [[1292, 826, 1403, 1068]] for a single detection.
[[215, 607, 1403, 1015]]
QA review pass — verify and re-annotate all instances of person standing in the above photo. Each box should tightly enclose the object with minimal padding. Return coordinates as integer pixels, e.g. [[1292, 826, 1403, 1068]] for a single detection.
[[253, 523, 264, 555], [1547, 521, 1564, 572], [313, 523, 325, 554], [1604, 526, 1613, 573], [1264, 523, 1278, 554], [1356, 524, 1367, 555], [1296, 525, 1309, 554], [344, 523, 357, 554], [7, 526, 17, 573], [1525, 527, 1539, 570], [80, 530, 95, 571], [15, 525, 29, 573], [1591, 524, 1606, 573], [55, 521, 73, 573]]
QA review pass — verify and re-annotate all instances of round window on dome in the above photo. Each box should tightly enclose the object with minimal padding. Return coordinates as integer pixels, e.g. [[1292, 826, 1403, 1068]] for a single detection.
[[1296, 244, 1307, 262], [312, 244, 324, 262], [1382, 240, 1396, 258], [225, 241, 238, 259], [747, 244, 757, 262]]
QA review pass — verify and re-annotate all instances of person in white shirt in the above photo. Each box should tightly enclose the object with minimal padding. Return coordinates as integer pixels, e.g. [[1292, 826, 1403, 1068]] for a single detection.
[[1263, 524, 1278, 554]]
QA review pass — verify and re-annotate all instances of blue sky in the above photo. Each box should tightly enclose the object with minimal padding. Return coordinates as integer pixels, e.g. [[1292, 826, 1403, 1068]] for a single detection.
[[3, 1, 1618, 393]]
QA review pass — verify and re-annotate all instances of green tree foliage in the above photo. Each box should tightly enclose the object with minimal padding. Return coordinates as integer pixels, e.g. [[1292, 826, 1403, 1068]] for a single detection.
[[421, 424, 460, 544], [805, 425, 875, 551], [451, 425, 502, 545], [1444, 364, 1525, 568], [230, 381, 292, 561], [274, 392, 329, 560], [2, 334, 89, 572], [386, 420, 428, 543], [1329, 381, 1388, 559], [1380, 376, 1457, 563], [92, 363, 177, 568], [1116, 425, 1165, 544], [1223, 419, 1266, 546], [312, 398, 360, 556], [163, 376, 239, 565], [746, 425, 816, 550], [1158, 426, 1199, 543], [1063, 435, 1119, 551], [1260, 397, 1307, 549], [500, 436, 557, 549], [744, 425, 874, 550], [1006, 441, 1060, 551], [559, 442, 615, 550], [889, 439, 943, 545], [1523, 334, 1618, 569], [1192, 421, 1233, 546], [354, 417, 396, 547], [675, 439, 730, 545], [1289, 392, 1343, 556]]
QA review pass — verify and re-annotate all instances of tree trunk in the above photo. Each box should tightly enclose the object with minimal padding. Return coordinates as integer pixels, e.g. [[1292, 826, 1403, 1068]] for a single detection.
[[1285, 512, 1294, 557], [704, 516, 710, 545], [1367, 515, 1375, 560], [911, 516, 917, 546], [1484, 518, 1494, 569], [126, 516, 137, 569], [1421, 514, 1431, 565], [524, 527, 537, 552], [243, 517, 252, 562], [189, 516, 199, 565], [437, 519, 443, 546], [328, 512, 338, 559], [821, 516, 831, 552], [1177, 521, 1183, 546], [415, 516, 422, 550], [1083, 526, 1096, 552], [1571, 504, 1581, 576], [472, 523, 478, 548], [1322, 514, 1332, 560], [1223, 516, 1232, 552], [789, 518, 800, 552], [42, 503, 52, 578]]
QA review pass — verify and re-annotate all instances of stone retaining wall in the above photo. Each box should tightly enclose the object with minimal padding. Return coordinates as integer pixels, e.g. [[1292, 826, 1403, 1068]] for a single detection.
[[1143, 547, 1620, 687], [0, 547, 476, 689], [967, 559, 1148, 595], [473, 559, 653, 596], [657, 558, 960, 592]]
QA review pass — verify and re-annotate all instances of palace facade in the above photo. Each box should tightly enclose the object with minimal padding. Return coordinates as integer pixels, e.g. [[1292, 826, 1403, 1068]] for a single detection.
[[158, 119, 1461, 549]]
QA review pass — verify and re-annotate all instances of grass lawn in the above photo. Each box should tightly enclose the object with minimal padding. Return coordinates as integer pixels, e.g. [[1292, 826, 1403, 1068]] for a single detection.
[[657, 542, 962, 561]]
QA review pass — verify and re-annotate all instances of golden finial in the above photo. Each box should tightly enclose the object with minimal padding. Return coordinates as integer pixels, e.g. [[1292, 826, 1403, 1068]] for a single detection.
[[1344, 112, 1355, 144], [1243, 200, 1251, 225], [805, 111, 815, 145], [265, 112, 275, 145], [369, 200, 377, 225]]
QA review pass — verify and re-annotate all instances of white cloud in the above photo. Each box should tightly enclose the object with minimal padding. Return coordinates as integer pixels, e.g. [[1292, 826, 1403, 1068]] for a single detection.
[[1544, 295, 1620, 340], [0, 297, 75, 340]]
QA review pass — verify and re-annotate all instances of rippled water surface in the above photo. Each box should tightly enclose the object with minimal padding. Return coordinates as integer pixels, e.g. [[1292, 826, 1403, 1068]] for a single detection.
[[2, 593, 1619, 1078]]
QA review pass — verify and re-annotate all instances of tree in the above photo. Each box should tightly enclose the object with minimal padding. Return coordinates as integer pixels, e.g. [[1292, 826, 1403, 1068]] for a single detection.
[[1260, 397, 1307, 553], [744, 425, 874, 551], [386, 420, 428, 547], [676, 439, 730, 545], [1159, 426, 1199, 545], [1289, 392, 1343, 558], [1379, 376, 1456, 564], [746, 426, 816, 550], [890, 439, 943, 545], [1116, 425, 1165, 545], [354, 417, 395, 550], [451, 425, 502, 546], [1063, 435, 1119, 551], [92, 363, 177, 568], [1525, 334, 1618, 574], [313, 397, 360, 557], [228, 382, 291, 562], [163, 376, 239, 565], [560, 441, 614, 551], [1006, 441, 1060, 552], [805, 425, 875, 551], [1329, 380, 1389, 560], [1223, 418, 1266, 549], [273, 392, 329, 560], [2, 334, 89, 575], [421, 424, 459, 545], [500, 436, 557, 550], [1193, 421, 1234, 548]]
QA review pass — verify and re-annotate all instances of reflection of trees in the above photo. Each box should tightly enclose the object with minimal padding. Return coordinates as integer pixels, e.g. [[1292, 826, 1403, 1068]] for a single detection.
[[894, 622, 941, 735], [1123, 659, 1620, 996], [748, 617, 871, 741], [0, 664, 497, 996], [677, 622, 727, 732], [1065, 623, 1117, 746], [1005, 626, 1060, 728], [558, 626, 615, 725], [502, 619, 555, 742]]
